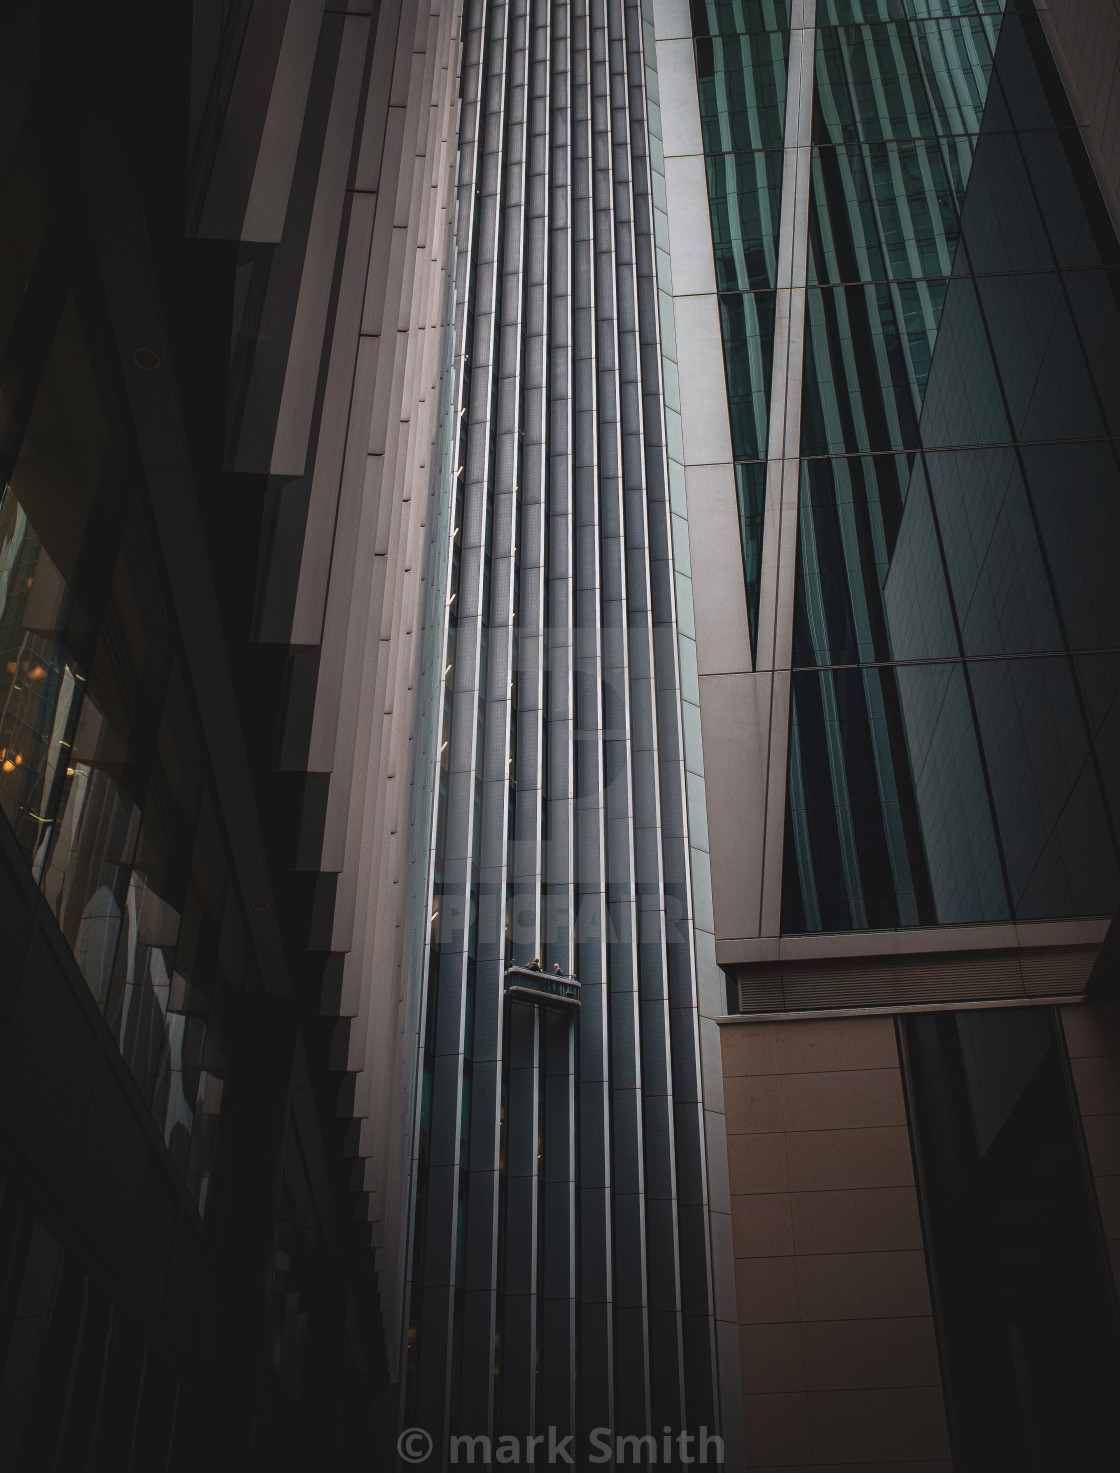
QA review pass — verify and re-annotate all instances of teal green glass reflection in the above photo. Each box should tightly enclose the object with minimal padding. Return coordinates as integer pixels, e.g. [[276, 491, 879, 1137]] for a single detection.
[[815, 19, 996, 145], [818, 0, 1004, 23], [801, 278, 948, 455], [689, 0, 789, 35], [707, 150, 784, 291], [783, 661, 1010, 932], [735, 462, 767, 657], [783, 0, 1120, 939], [809, 139, 968, 283], [696, 32, 789, 154], [720, 290, 776, 460], [792, 453, 962, 667]]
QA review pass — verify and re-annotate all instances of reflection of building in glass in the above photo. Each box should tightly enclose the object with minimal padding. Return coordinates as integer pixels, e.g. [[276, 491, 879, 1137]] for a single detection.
[[776, 3, 1120, 937], [694, 0, 1120, 1467]]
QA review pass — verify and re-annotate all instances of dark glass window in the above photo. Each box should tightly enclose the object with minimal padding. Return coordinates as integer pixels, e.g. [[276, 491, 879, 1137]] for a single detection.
[[814, 19, 995, 147], [720, 288, 776, 460], [689, 0, 790, 37], [786, 2, 1120, 935], [818, 0, 1003, 22], [809, 137, 967, 285], [923, 447, 1062, 657], [707, 150, 785, 292], [783, 661, 1008, 932], [968, 656, 1119, 919], [0, 130, 247, 1213], [792, 452, 961, 666], [903, 1007, 1120, 1472], [696, 31, 790, 154], [801, 278, 948, 456], [914, 274, 1010, 448], [735, 461, 767, 655]]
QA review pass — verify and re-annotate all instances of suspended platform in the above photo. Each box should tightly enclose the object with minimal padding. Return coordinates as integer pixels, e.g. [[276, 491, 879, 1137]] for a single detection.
[[504, 965, 581, 1010]]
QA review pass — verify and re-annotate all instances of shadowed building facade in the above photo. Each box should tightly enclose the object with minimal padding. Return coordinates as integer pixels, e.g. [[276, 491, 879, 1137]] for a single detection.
[[1, 0, 1120, 1469]]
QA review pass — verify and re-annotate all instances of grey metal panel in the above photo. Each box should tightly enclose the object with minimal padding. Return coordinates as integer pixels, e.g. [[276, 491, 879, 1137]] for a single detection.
[[271, 13, 371, 477], [674, 293, 734, 467], [242, 0, 328, 242], [194, 0, 293, 240], [699, 670, 770, 943], [653, 39, 704, 157], [651, 0, 691, 42], [663, 155, 718, 297], [685, 463, 754, 678], [755, 5, 817, 938]]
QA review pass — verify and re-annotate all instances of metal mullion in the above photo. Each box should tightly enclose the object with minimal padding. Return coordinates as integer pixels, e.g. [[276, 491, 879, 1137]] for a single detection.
[[546, 0, 577, 997], [500, 998, 541, 1436], [635, 0, 729, 1440], [407, 0, 500, 1446], [570, 0, 615, 1441], [403, 0, 489, 1402], [435, 0, 515, 1448], [541, 0, 581, 1433], [610, 0, 690, 1431], [756, 0, 818, 942], [490, 0, 545, 1438], [511, 30, 550, 978], [518, 0, 580, 1438], [589, 0, 654, 1438]]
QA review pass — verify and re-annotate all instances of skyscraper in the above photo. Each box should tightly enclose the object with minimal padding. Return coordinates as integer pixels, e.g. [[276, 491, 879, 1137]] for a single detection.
[[1, 0, 1119, 1469]]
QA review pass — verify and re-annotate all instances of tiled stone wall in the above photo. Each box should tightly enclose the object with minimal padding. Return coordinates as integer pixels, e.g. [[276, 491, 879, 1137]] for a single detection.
[[721, 1013, 952, 1470]]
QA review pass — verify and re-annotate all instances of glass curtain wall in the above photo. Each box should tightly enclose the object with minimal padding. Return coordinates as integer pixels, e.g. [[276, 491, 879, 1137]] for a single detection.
[[0, 133, 251, 1215], [692, 0, 791, 652], [693, 0, 1120, 935], [783, 0, 1120, 933], [903, 1005, 1120, 1471]]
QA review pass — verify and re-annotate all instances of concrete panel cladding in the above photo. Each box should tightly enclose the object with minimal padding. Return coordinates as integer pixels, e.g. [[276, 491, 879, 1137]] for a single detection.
[[398, 0, 741, 1461]]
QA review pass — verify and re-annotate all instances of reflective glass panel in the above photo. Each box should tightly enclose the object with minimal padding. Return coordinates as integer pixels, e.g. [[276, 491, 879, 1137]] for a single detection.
[[783, 661, 1007, 931], [783, 0, 1120, 938], [735, 461, 766, 656], [793, 453, 961, 666], [968, 655, 1119, 919], [802, 278, 947, 455], [720, 289, 775, 460], [40, 517, 171, 1004], [983, 12, 1071, 134], [1020, 442, 1120, 651], [978, 273, 1106, 443], [915, 274, 1009, 448], [707, 150, 785, 292], [923, 447, 1062, 656], [696, 32, 790, 154], [1063, 269, 1120, 442], [689, 0, 790, 35], [819, 0, 1003, 21], [0, 297, 107, 869], [809, 138, 966, 285], [815, 19, 996, 147], [905, 1007, 1120, 1473]]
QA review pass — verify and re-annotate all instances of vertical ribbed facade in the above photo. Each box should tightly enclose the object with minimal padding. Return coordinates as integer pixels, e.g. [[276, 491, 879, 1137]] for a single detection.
[[403, 0, 731, 1457]]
